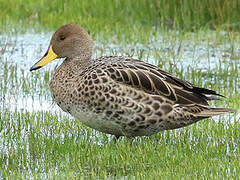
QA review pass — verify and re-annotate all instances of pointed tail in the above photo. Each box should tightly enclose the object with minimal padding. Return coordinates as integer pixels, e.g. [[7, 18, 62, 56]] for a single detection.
[[179, 104, 234, 117], [198, 107, 234, 117]]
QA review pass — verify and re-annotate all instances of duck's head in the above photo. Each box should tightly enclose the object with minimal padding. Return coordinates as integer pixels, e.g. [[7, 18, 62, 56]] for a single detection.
[[30, 24, 93, 71]]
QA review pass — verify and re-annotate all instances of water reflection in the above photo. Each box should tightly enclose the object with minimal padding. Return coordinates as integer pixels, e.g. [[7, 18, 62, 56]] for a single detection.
[[7, 96, 60, 112]]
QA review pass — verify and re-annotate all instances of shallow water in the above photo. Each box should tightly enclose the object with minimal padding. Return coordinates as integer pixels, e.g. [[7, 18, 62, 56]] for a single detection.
[[0, 31, 239, 178], [0, 31, 239, 116], [1, 31, 240, 69]]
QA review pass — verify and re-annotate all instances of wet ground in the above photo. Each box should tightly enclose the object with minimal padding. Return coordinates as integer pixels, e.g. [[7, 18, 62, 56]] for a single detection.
[[0, 31, 239, 178]]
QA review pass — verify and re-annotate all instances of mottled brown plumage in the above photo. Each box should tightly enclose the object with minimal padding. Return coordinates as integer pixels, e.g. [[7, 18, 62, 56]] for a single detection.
[[30, 24, 233, 138]]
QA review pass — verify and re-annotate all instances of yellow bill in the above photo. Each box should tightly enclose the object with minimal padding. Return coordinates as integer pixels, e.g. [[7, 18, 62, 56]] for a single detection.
[[30, 45, 58, 71]]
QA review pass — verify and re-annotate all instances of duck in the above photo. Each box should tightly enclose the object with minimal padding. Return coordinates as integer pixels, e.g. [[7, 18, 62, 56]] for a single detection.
[[30, 24, 233, 138]]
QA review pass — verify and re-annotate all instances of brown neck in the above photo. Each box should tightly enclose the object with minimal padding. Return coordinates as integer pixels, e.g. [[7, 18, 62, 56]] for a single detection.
[[62, 57, 92, 71]]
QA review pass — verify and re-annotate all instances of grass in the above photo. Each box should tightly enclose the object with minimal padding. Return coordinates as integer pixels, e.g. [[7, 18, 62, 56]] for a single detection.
[[0, 109, 239, 179], [0, 1, 240, 179], [0, 0, 240, 38], [0, 29, 239, 179]]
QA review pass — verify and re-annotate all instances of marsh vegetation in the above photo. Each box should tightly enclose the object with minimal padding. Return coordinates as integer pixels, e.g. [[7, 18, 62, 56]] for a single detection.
[[0, 0, 240, 178]]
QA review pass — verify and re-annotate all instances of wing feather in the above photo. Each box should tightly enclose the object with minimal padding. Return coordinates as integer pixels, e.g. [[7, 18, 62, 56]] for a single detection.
[[95, 57, 222, 106]]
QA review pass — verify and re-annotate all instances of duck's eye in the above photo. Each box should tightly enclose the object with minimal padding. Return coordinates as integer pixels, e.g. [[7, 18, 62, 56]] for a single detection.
[[59, 35, 65, 41]]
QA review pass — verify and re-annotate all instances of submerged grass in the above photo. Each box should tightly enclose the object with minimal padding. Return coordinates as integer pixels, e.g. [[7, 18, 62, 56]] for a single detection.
[[0, 29, 239, 178], [0, 109, 239, 179]]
